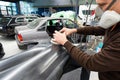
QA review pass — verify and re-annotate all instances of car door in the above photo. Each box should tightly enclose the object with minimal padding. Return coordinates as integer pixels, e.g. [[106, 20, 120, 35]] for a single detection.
[[36, 22, 50, 43], [20, 19, 50, 45]]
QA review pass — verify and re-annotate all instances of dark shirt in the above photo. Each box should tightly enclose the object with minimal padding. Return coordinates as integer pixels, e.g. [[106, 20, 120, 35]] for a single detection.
[[64, 24, 120, 80]]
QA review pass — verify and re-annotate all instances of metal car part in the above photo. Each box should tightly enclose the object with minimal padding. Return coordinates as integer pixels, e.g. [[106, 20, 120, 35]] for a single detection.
[[0, 44, 47, 71], [0, 45, 69, 80]]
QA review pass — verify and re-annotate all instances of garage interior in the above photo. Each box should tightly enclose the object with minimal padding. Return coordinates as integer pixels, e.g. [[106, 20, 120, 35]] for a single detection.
[[0, 0, 96, 16], [0, 0, 100, 80]]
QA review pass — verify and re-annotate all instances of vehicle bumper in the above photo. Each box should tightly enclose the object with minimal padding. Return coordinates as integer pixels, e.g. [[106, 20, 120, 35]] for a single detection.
[[15, 35, 26, 46], [15, 35, 38, 47]]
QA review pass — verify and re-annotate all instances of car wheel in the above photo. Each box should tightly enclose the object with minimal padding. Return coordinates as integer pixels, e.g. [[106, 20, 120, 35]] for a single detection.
[[18, 44, 27, 50]]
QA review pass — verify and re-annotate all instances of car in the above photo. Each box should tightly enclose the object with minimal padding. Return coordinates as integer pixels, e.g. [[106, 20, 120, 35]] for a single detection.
[[0, 15, 39, 36], [15, 17, 80, 49]]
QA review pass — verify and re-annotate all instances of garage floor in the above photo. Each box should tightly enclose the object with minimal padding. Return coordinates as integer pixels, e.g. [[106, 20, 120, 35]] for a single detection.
[[0, 36, 99, 80], [0, 36, 24, 58]]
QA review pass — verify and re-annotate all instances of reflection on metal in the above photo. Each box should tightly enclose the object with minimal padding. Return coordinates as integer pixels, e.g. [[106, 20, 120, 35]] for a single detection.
[[0, 45, 47, 72], [0, 44, 68, 80]]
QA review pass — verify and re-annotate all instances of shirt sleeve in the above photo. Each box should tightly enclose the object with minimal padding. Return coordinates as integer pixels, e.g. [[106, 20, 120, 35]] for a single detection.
[[77, 26, 105, 36], [63, 39, 120, 72]]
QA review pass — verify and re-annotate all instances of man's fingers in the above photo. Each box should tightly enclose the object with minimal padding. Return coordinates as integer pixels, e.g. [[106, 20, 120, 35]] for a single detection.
[[51, 38, 56, 42], [60, 27, 65, 33], [55, 30, 58, 33], [53, 33, 57, 38], [60, 29, 64, 33], [55, 30, 61, 35], [63, 32, 66, 35]]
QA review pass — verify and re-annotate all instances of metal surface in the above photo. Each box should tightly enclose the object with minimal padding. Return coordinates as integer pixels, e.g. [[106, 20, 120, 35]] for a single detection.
[[0, 44, 48, 71], [0, 45, 69, 80]]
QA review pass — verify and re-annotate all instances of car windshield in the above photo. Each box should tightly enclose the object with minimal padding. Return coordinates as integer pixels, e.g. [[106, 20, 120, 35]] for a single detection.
[[27, 18, 43, 29], [0, 17, 11, 24]]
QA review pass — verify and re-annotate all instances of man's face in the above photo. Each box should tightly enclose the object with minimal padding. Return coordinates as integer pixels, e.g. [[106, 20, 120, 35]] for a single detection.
[[96, 0, 112, 11], [96, 0, 107, 5]]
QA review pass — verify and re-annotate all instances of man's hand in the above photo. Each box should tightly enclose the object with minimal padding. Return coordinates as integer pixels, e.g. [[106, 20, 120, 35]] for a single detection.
[[60, 27, 77, 36], [53, 31, 68, 45]]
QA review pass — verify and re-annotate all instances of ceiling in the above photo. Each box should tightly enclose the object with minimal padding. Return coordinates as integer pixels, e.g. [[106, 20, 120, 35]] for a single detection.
[[1, 0, 33, 2], [34, 0, 96, 7], [1, 0, 19, 2], [1, 0, 96, 7]]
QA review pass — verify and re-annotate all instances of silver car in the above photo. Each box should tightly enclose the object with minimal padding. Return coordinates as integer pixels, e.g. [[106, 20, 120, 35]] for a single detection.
[[15, 17, 79, 49]]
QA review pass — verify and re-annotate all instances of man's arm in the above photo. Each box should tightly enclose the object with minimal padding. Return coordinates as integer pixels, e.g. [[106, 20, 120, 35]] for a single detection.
[[63, 38, 120, 72], [77, 26, 106, 36]]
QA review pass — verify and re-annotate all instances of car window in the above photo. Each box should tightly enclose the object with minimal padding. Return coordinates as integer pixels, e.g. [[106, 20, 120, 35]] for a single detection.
[[0, 17, 11, 24], [40, 26, 46, 31], [47, 19, 63, 26], [26, 17, 38, 22], [28, 17, 38, 19], [27, 18, 42, 29], [9, 18, 16, 24], [32, 17, 38, 19], [38, 23, 46, 31], [26, 17, 33, 22], [46, 19, 63, 37], [63, 19, 77, 28], [16, 17, 25, 22]]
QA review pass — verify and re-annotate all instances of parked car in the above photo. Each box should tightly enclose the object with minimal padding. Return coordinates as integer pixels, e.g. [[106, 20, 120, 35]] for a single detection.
[[0, 15, 39, 36], [15, 17, 80, 49]]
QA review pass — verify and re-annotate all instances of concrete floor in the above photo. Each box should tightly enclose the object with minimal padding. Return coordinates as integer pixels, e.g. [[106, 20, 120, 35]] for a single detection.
[[0, 36, 24, 58], [0, 36, 99, 80]]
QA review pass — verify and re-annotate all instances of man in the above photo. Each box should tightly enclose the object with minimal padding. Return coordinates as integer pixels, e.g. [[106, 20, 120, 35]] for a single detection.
[[52, 0, 120, 80]]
